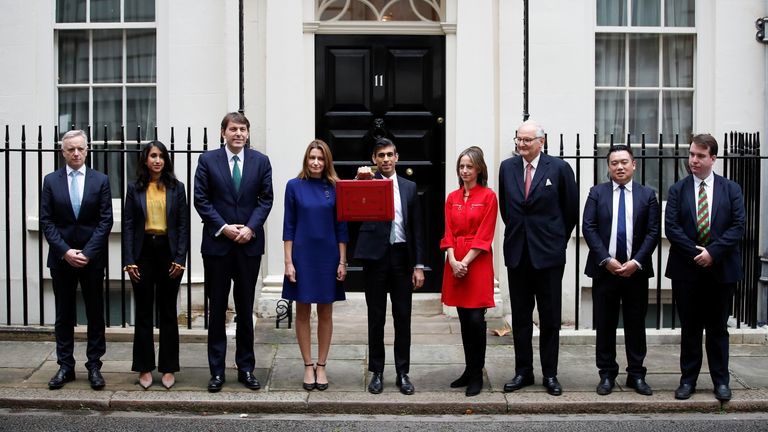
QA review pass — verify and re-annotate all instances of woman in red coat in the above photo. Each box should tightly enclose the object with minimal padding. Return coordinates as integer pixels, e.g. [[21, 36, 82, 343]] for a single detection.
[[440, 146, 498, 396]]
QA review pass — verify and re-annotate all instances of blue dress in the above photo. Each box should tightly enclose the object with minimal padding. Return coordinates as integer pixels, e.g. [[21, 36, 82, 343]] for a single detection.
[[282, 177, 348, 304]]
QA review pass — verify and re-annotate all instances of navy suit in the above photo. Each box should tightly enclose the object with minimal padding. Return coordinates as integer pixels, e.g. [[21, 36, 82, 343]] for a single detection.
[[665, 174, 745, 387], [353, 174, 424, 374], [582, 181, 659, 380], [40, 166, 113, 372], [498, 152, 578, 378], [122, 181, 189, 373], [194, 147, 273, 376]]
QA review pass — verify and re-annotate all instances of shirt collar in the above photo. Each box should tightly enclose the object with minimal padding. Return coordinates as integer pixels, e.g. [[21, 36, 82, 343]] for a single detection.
[[612, 180, 632, 192], [524, 153, 541, 170], [225, 146, 243, 162], [66, 165, 86, 176], [694, 172, 714, 188]]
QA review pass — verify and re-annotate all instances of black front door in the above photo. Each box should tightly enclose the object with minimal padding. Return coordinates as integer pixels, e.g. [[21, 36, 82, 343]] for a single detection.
[[315, 34, 445, 293]]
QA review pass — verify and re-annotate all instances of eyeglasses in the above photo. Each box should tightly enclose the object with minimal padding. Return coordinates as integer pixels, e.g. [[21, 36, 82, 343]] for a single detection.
[[514, 137, 540, 144]]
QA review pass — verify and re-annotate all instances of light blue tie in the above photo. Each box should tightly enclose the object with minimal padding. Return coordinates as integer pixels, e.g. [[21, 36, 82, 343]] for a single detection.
[[69, 171, 81, 218]]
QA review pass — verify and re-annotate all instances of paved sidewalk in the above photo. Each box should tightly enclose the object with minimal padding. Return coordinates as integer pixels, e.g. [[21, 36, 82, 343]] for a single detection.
[[0, 314, 766, 414]]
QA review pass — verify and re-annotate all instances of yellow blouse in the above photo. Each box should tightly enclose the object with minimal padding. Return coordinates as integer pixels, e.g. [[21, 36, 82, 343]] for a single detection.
[[144, 181, 167, 234]]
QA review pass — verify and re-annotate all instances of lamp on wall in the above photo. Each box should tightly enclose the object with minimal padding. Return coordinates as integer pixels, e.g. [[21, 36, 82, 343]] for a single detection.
[[756, 17, 768, 43]]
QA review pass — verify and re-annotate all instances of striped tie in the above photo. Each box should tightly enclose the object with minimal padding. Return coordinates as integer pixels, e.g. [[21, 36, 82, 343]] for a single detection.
[[696, 181, 710, 245]]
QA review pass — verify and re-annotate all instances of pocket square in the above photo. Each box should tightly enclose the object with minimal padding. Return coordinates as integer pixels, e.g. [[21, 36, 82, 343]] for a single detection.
[[546, 179, 553, 186]]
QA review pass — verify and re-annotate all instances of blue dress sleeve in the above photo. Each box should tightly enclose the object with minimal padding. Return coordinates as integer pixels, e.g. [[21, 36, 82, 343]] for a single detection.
[[283, 179, 297, 241]]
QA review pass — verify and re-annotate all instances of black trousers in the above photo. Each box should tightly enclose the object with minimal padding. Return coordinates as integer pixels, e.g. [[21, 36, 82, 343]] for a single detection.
[[507, 248, 564, 378], [593, 274, 648, 380], [51, 264, 106, 372], [362, 243, 412, 374], [204, 248, 260, 376], [673, 279, 734, 386], [131, 234, 181, 373]]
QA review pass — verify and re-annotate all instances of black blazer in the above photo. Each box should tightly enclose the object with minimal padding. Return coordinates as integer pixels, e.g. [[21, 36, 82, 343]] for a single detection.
[[353, 174, 425, 268], [498, 153, 578, 269], [122, 181, 189, 267], [40, 166, 114, 269], [582, 180, 660, 279], [193, 147, 273, 257], [665, 174, 745, 283]]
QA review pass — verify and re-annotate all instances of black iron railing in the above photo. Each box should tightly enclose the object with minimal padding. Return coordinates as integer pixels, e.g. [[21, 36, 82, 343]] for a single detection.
[[0, 125, 764, 330]]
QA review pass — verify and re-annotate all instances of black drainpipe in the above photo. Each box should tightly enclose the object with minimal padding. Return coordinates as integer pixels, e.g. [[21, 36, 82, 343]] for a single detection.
[[238, 0, 245, 114], [523, 0, 529, 121]]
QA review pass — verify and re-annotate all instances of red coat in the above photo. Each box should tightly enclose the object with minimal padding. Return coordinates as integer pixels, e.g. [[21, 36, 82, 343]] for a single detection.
[[440, 185, 497, 308]]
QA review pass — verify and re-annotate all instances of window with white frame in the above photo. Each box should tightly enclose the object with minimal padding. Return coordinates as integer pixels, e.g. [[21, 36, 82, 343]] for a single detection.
[[56, 0, 156, 196], [595, 0, 694, 198]]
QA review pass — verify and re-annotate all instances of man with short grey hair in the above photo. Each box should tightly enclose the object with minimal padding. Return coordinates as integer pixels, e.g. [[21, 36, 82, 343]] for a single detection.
[[40, 130, 113, 390]]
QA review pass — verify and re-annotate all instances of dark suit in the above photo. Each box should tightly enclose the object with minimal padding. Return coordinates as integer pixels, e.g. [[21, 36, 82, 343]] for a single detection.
[[353, 174, 424, 374], [122, 181, 189, 373], [665, 174, 745, 387], [498, 153, 578, 378], [194, 147, 273, 376], [582, 181, 659, 380], [40, 166, 113, 372]]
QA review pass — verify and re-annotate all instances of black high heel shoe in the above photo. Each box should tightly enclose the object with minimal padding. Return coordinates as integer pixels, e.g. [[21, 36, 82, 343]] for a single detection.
[[315, 363, 328, 391], [303, 363, 316, 391]]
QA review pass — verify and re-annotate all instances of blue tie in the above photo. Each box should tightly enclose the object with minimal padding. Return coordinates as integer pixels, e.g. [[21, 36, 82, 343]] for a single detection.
[[69, 171, 81, 218], [615, 184, 627, 263]]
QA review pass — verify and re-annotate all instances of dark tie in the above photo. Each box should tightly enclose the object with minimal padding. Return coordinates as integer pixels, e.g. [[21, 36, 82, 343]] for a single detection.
[[232, 155, 241, 194], [69, 171, 81, 218], [615, 185, 627, 263], [524, 163, 533, 199], [697, 181, 710, 245]]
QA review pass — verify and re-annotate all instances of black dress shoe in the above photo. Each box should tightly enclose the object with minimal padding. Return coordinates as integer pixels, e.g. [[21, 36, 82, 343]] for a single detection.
[[596, 377, 615, 395], [368, 372, 383, 394], [714, 384, 732, 402], [503, 373, 534, 392], [626, 377, 653, 396], [88, 369, 105, 390], [542, 376, 562, 396], [208, 375, 225, 393], [48, 368, 75, 390], [674, 383, 696, 400], [237, 371, 261, 390], [396, 373, 415, 395]]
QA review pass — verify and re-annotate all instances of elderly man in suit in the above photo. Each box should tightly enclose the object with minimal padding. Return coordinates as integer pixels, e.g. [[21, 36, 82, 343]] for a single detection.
[[354, 137, 425, 395], [582, 145, 659, 396], [40, 129, 113, 390], [194, 112, 273, 393], [665, 133, 745, 402], [498, 120, 578, 396]]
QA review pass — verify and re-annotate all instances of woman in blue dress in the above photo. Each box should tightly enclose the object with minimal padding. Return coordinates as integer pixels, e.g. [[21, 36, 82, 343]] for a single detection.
[[283, 139, 348, 391]]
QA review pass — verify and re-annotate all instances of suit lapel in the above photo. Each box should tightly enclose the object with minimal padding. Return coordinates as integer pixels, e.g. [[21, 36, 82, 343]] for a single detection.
[[79, 168, 100, 218], [164, 186, 173, 219], [139, 188, 148, 219], [55, 168, 77, 220], [710, 175, 724, 223], [631, 181, 640, 227], [682, 175, 697, 227], [397, 175, 408, 225], [528, 154, 550, 197], [215, 148, 236, 197], [511, 157, 525, 197]]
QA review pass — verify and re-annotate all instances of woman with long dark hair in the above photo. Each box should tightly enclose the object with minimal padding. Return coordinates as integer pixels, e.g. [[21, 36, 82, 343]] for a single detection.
[[282, 139, 348, 391], [440, 146, 497, 396], [122, 141, 189, 390]]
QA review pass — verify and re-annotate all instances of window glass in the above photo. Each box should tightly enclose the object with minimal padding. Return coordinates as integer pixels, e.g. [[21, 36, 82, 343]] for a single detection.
[[125, 0, 156, 22], [58, 88, 89, 133], [662, 91, 693, 144], [127, 87, 157, 142], [56, 0, 86, 23], [93, 87, 123, 141], [595, 90, 626, 144], [596, 0, 626, 26], [596, 34, 625, 86], [665, 0, 695, 27], [629, 34, 659, 87], [127, 30, 157, 83], [632, 0, 660, 26], [663, 35, 694, 87], [91, 0, 120, 22], [93, 30, 123, 83], [629, 90, 659, 144], [58, 31, 89, 84]]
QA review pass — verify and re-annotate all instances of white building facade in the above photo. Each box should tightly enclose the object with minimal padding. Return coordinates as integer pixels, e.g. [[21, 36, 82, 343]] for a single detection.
[[0, 0, 765, 327]]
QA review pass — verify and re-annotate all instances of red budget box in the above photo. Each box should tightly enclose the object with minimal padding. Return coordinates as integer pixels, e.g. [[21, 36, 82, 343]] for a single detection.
[[336, 179, 394, 221]]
